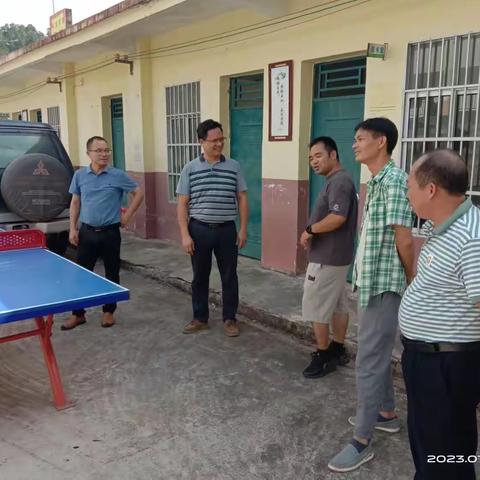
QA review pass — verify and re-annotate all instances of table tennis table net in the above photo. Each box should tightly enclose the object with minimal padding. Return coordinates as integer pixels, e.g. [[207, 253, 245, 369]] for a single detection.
[[0, 230, 46, 251]]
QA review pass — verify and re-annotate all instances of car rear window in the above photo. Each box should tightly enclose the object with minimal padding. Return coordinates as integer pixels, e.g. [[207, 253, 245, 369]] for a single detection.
[[0, 132, 61, 169]]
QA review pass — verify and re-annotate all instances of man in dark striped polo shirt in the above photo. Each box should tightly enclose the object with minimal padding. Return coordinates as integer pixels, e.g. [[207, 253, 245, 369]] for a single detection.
[[176, 119, 248, 337], [400, 149, 480, 480]]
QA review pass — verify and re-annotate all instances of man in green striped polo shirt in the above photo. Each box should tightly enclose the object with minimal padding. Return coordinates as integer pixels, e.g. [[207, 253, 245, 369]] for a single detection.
[[400, 149, 480, 480], [177, 119, 248, 337]]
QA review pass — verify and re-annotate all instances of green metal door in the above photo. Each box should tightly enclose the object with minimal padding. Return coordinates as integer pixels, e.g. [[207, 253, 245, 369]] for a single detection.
[[311, 58, 366, 281], [310, 58, 366, 205], [230, 74, 263, 259], [111, 97, 126, 171], [111, 97, 127, 206]]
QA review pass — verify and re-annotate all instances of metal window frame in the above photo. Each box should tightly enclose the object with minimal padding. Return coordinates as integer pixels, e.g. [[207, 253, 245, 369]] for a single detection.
[[165, 81, 201, 201], [230, 74, 264, 109], [402, 32, 480, 231], [313, 57, 366, 99], [47, 106, 61, 138]]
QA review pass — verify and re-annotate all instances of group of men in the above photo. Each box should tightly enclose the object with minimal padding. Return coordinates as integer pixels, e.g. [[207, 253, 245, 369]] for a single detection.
[[63, 117, 480, 480], [299, 117, 480, 480]]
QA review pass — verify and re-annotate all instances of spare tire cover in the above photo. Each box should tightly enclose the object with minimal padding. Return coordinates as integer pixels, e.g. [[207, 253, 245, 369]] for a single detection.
[[0, 153, 71, 222]]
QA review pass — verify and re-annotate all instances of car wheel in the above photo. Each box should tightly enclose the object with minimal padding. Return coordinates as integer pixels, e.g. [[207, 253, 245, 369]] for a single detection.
[[1, 153, 71, 222]]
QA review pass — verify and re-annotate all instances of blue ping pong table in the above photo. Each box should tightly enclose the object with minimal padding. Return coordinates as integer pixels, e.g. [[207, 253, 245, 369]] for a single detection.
[[0, 230, 129, 409]]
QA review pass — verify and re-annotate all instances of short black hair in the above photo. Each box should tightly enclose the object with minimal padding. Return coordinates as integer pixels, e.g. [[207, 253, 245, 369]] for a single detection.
[[197, 119, 223, 140], [309, 136, 340, 161], [86, 136, 108, 150], [414, 149, 469, 196], [355, 117, 398, 155]]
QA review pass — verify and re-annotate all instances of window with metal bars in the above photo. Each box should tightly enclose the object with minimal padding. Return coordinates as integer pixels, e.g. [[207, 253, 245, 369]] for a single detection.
[[166, 81, 201, 201], [111, 99, 123, 119], [230, 75, 263, 109], [47, 106, 61, 138], [313, 57, 366, 99], [402, 32, 480, 223]]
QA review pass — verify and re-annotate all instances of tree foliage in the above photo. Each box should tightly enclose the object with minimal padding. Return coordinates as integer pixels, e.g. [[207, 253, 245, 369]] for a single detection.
[[0, 23, 45, 56]]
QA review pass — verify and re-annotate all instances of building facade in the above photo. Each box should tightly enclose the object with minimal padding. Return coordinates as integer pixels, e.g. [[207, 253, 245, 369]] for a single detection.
[[1, 0, 479, 273]]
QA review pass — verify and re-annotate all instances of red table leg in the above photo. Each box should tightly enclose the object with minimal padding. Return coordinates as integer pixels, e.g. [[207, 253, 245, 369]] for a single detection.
[[35, 316, 72, 410]]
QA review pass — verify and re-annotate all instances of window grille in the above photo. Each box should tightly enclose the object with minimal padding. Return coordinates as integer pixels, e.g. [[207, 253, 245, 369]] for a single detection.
[[314, 57, 366, 99], [166, 81, 201, 201], [230, 74, 263, 108], [402, 33, 480, 229], [47, 106, 61, 138]]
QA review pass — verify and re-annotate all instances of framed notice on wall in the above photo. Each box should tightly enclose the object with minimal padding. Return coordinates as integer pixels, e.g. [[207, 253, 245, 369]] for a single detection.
[[268, 60, 293, 141]]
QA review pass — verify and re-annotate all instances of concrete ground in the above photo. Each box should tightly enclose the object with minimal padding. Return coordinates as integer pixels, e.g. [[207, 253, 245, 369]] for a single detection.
[[120, 233, 404, 365], [0, 269, 415, 480]]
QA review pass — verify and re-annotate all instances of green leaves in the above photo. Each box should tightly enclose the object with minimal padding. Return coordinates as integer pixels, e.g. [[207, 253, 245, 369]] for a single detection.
[[0, 23, 45, 55]]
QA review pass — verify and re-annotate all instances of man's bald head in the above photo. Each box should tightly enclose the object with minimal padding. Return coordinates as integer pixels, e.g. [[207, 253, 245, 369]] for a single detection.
[[414, 149, 469, 196]]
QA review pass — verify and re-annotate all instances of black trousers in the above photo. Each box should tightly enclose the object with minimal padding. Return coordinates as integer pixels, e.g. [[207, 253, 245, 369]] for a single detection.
[[189, 219, 238, 322], [72, 224, 121, 316], [402, 347, 480, 480]]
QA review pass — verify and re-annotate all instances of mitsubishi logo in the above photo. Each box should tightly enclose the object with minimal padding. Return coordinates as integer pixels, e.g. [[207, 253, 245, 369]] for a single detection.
[[33, 160, 50, 176]]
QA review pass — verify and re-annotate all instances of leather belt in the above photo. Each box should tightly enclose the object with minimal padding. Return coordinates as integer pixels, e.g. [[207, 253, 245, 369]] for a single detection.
[[401, 335, 480, 353], [190, 218, 234, 229], [83, 223, 120, 232]]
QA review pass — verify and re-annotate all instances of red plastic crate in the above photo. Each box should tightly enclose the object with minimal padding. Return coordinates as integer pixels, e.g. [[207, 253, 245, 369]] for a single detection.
[[0, 229, 46, 251]]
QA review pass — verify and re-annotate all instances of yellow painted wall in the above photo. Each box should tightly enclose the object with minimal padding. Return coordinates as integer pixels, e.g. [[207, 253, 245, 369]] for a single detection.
[[0, 75, 67, 141], [72, 59, 128, 167], [144, 0, 480, 182], [1, 0, 479, 181]]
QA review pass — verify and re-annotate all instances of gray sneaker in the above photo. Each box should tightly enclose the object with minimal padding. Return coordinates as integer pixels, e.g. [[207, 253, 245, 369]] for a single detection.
[[348, 414, 401, 433], [328, 442, 374, 472]]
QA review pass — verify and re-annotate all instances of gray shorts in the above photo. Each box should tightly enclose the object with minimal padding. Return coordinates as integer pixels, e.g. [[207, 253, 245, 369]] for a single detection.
[[302, 263, 349, 324]]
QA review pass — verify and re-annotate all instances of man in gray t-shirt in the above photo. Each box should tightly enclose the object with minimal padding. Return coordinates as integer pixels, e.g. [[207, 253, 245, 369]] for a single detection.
[[299, 136, 357, 379]]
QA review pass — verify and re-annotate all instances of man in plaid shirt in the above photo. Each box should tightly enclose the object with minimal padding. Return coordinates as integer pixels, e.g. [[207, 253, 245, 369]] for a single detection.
[[329, 118, 414, 473]]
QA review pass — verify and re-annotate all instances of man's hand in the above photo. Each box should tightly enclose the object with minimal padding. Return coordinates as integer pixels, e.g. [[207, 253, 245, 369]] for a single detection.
[[237, 229, 247, 249], [121, 211, 131, 228], [69, 228, 79, 247], [121, 188, 144, 228], [393, 225, 415, 284], [182, 234, 195, 255], [299, 230, 312, 250]]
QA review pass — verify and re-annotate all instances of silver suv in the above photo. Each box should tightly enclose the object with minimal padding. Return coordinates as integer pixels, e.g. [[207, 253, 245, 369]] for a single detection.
[[0, 120, 74, 254]]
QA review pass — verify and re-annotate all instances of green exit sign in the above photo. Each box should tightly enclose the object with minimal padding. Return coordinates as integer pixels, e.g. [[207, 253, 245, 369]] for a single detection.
[[368, 43, 387, 59]]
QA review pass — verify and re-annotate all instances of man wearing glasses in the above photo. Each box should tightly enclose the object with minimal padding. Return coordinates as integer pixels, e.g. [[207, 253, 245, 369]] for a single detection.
[[177, 119, 248, 337], [61, 136, 144, 330]]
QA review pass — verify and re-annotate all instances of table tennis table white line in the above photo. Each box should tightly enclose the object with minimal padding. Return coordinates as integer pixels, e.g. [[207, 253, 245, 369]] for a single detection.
[[0, 247, 129, 292], [39, 248, 131, 290], [0, 248, 129, 320], [0, 289, 129, 316]]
